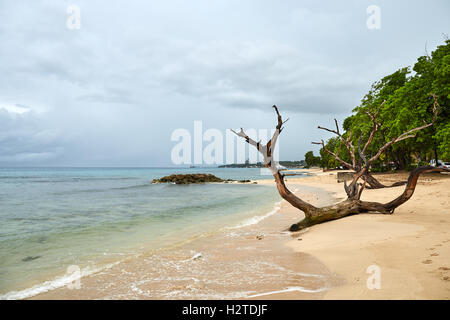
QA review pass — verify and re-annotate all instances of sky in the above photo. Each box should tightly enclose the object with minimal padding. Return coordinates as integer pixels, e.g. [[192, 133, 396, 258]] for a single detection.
[[0, 0, 449, 167]]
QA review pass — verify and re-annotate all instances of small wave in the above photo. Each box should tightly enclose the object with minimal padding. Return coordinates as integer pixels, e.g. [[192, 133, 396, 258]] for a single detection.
[[51, 183, 154, 195], [1, 177, 140, 183], [111, 184, 153, 191], [228, 201, 282, 229], [0, 261, 121, 300], [0, 176, 38, 179]]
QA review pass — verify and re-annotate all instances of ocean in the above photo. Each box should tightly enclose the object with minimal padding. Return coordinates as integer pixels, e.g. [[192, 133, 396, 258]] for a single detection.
[[0, 167, 303, 299]]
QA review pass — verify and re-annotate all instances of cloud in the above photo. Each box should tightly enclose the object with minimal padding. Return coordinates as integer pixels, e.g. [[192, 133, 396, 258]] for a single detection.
[[0, 0, 449, 165], [0, 109, 63, 163], [116, 38, 369, 114], [0, 104, 31, 115]]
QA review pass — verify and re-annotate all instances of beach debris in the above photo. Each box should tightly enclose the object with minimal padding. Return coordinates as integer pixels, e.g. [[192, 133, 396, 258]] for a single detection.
[[256, 234, 264, 240], [191, 253, 203, 261], [22, 255, 41, 262]]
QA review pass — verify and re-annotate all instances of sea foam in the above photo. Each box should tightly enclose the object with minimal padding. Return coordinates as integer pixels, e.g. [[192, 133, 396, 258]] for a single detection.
[[228, 201, 282, 229], [0, 261, 121, 300]]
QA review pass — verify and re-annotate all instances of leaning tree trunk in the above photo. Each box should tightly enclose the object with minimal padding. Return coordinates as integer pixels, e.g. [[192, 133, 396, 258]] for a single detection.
[[362, 172, 406, 189], [287, 166, 446, 231]]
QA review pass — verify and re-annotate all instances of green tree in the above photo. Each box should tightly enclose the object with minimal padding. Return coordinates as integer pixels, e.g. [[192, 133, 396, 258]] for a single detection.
[[304, 151, 321, 167], [329, 39, 450, 170]]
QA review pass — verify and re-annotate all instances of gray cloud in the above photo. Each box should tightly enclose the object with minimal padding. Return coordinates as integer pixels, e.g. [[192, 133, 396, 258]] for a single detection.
[[0, 109, 63, 163], [0, 0, 449, 165]]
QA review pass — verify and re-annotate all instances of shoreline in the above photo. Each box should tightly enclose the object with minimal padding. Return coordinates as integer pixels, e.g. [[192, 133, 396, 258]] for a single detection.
[[9, 168, 450, 299], [27, 173, 343, 300]]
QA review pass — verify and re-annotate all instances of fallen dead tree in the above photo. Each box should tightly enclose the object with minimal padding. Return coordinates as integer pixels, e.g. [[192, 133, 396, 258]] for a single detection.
[[232, 102, 447, 231]]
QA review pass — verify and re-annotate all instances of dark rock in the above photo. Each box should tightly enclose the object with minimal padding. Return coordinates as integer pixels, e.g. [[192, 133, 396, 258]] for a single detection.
[[22, 255, 41, 262], [152, 174, 255, 185], [152, 173, 224, 184]]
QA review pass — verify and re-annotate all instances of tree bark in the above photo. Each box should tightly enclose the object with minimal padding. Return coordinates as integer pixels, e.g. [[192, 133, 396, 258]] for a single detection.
[[232, 104, 445, 233], [362, 172, 406, 189]]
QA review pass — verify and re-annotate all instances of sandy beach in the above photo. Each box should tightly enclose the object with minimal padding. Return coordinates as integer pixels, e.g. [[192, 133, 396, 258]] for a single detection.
[[278, 169, 450, 299], [27, 168, 450, 300]]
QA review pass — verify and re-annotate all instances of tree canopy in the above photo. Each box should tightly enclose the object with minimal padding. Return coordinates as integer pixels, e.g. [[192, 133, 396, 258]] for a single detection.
[[314, 39, 450, 171], [304, 151, 321, 168]]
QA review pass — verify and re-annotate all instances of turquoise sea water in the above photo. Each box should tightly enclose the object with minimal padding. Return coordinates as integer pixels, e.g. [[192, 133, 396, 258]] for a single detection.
[[0, 167, 299, 298]]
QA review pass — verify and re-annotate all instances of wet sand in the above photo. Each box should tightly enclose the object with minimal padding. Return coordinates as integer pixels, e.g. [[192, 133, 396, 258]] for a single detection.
[[31, 183, 344, 299]]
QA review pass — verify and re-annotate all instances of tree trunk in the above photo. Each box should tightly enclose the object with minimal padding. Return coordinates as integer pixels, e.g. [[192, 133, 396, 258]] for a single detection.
[[362, 172, 406, 189], [284, 166, 446, 231], [233, 103, 443, 232], [434, 146, 439, 167]]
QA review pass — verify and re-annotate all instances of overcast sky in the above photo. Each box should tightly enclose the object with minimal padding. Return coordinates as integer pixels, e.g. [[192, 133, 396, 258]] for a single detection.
[[0, 0, 449, 166]]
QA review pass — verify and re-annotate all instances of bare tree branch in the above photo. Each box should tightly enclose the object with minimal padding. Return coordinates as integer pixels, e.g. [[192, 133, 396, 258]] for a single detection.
[[231, 106, 317, 216], [357, 179, 367, 200], [312, 140, 353, 169], [230, 104, 446, 232], [317, 119, 356, 169], [362, 100, 386, 154]]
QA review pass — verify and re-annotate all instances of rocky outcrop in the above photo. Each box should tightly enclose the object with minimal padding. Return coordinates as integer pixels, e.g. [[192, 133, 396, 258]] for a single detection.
[[152, 173, 223, 184], [152, 174, 252, 185]]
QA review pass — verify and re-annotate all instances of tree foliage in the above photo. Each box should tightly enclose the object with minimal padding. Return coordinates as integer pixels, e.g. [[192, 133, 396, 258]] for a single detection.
[[304, 151, 321, 167], [319, 39, 450, 170]]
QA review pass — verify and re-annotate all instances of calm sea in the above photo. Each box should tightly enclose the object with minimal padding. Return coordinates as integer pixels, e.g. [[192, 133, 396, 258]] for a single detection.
[[0, 167, 306, 299]]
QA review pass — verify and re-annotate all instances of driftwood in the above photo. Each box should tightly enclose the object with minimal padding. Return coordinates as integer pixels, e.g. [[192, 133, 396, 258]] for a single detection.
[[232, 104, 447, 231]]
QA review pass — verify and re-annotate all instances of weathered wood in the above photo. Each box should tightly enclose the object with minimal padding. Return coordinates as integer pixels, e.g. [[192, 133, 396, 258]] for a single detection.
[[289, 166, 447, 231], [362, 172, 406, 189], [232, 105, 447, 232]]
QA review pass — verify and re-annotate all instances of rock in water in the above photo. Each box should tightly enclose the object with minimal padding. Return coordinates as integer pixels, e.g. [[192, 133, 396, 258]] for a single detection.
[[152, 173, 224, 184], [151, 174, 256, 185], [22, 255, 41, 262]]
